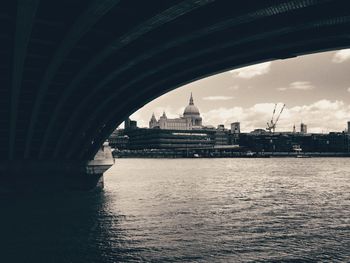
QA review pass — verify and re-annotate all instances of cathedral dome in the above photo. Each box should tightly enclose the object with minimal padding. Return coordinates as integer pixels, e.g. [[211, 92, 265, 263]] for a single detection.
[[183, 93, 200, 116], [184, 104, 200, 115]]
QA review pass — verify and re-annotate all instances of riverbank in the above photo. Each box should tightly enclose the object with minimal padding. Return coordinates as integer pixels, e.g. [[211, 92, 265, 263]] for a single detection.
[[113, 149, 350, 158]]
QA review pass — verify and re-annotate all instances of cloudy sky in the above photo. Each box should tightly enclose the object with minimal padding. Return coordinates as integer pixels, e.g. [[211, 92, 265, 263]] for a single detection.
[[129, 48, 350, 133]]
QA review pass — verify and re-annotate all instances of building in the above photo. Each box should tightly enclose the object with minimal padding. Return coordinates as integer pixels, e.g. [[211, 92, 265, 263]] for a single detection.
[[108, 129, 129, 149], [149, 93, 202, 130], [231, 122, 240, 134], [126, 128, 216, 150], [347, 121, 350, 133], [215, 125, 229, 145], [239, 131, 350, 153], [230, 122, 240, 144], [250, 128, 268, 135], [111, 116, 350, 154], [125, 118, 137, 130], [300, 123, 307, 134]]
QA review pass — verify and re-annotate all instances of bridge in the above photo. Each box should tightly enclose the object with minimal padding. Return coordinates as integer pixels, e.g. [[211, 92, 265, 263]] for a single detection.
[[1, 0, 350, 190]]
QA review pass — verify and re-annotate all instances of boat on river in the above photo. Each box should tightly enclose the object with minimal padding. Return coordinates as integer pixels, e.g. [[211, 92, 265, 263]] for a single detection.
[[293, 145, 311, 158]]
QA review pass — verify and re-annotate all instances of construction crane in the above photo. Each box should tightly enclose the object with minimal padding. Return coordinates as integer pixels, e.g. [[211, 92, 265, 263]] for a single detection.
[[266, 103, 285, 133]]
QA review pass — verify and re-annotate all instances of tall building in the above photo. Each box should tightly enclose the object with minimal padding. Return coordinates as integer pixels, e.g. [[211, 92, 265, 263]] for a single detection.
[[149, 93, 202, 130], [215, 124, 229, 145], [230, 122, 240, 144], [300, 123, 307, 134], [231, 122, 240, 134], [347, 121, 350, 133], [125, 118, 137, 130]]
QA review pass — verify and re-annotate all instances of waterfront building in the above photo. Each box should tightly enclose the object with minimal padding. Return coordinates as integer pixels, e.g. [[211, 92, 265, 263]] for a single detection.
[[149, 93, 202, 130], [215, 125, 229, 145], [250, 128, 268, 135], [112, 107, 350, 154], [231, 122, 240, 134], [125, 118, 137, 130], [125, 128, 216, 150], [230, 122, 240, 144], [109, 134, 129, 149], [239, 132, 350, 153], [300, 123, 307, 134], [108, 129, 129, 149]]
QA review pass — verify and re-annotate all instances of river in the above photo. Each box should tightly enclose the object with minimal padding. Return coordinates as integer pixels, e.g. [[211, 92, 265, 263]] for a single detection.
[[1, 158, 350, 262]]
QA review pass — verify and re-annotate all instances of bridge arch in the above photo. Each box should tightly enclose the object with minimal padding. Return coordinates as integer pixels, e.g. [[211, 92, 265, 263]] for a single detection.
[[2, 0, 350, 163]]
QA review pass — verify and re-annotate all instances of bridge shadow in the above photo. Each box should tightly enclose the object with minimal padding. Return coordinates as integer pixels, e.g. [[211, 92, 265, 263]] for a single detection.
[[0, 191, 134, 263]]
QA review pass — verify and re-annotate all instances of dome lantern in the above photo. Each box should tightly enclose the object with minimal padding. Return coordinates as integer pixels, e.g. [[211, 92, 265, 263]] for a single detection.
[[183, 93, 200, 116]]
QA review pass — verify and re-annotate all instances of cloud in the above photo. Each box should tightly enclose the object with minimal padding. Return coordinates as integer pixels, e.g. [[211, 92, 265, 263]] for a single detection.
[[277, 81, 314, 91], [347, 87, 350, 93], [201, 100, 349, 133], [277, 87, 288, 91], [203, 96, 234, 101], [332, 49, 350, 63], [229, 62, 271, 79], [289, 81, 314, 90], [228, 85, 239, 91]]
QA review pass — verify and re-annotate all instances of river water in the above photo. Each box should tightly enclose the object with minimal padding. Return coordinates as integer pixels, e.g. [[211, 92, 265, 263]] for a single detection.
[[2, 158, 350, 262]]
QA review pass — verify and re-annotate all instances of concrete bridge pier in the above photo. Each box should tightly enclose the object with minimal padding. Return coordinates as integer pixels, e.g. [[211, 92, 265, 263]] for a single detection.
[[0, 160, 105, 193], [0, 145, 114, 193]]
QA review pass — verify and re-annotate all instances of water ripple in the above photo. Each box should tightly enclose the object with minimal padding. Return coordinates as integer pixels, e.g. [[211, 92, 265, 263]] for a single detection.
[[1, 158, 349, 262]]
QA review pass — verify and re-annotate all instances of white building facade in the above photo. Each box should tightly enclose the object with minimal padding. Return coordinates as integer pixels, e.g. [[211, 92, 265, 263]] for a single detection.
[[149, 93, 203, 130]]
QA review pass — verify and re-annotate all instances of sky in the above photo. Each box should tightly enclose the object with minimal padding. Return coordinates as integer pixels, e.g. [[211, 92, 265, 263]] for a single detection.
[[128, 48, 350, 133]]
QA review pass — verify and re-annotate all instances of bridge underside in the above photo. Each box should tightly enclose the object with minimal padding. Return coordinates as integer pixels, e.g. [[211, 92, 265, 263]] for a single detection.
[[0, 160, 104, 192], [1, 0, 350, 188]]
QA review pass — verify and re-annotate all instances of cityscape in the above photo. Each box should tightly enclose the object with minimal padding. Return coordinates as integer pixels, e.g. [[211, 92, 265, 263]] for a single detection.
[[110, 93, 350, 158], [2, 1, 350, 262]]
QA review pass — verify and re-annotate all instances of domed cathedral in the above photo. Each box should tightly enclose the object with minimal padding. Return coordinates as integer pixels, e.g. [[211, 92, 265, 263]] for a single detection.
[[149, 93, 203, 130], [183, 93, 202, 127]]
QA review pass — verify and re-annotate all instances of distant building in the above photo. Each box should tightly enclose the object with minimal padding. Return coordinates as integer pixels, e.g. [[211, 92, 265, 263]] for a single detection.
[[108, 129, 129, 149], [215, 125, 229, 145], [231, 122, 240, 134], [126, 128, 216, 150], [149, 93, 202, 130], [300, 123, 307, 134], [125, 118, 137, 130], [229, 122, 240, 144], [238, 131, 350, 153], [347, 121, 350, 133], [250, 128, 268, 135]]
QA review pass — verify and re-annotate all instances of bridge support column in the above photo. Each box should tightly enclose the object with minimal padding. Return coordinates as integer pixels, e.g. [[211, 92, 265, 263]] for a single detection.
[[0, 160, 106, 193]]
